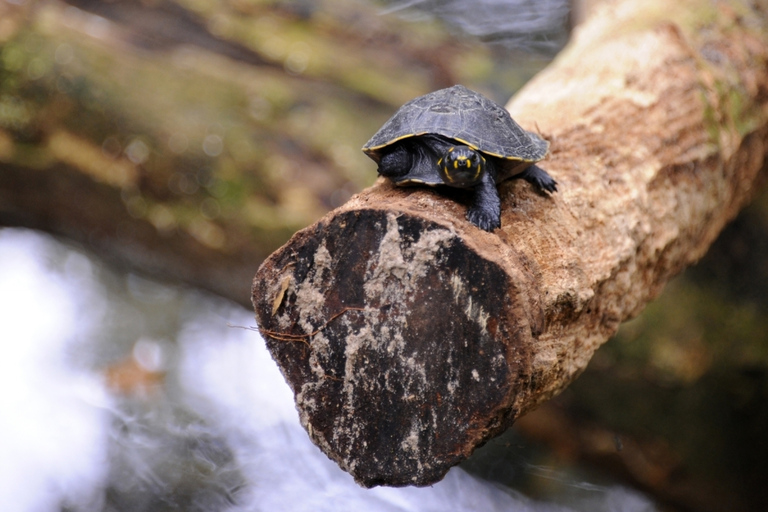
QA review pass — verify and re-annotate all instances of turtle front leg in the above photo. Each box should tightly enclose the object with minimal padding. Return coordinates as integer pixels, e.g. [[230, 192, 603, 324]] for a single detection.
[[466, 171, 501, 231], [518, 164, 558, 193]]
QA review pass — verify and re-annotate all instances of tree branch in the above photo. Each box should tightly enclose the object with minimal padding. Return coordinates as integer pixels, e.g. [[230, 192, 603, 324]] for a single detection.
[[252, 0, 768, 487]]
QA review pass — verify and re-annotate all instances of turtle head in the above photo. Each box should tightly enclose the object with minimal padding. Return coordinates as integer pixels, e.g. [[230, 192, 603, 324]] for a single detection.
[[438, 146, 486, 188]]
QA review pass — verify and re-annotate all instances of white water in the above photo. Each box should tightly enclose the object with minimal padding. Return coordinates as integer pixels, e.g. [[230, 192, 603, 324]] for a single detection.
[[0, 228, 656, 511], [380, 0, 570, 53]]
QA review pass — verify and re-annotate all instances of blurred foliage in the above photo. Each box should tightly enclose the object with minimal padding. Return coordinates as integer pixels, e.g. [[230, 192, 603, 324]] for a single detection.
[[0, 0, 550, 260]]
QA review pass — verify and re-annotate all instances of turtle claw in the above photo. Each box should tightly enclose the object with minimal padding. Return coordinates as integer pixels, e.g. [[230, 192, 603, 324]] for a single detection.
[[466, 207, 500, 232], [520, 164, 557, 194], [466, 171, 501, 231]]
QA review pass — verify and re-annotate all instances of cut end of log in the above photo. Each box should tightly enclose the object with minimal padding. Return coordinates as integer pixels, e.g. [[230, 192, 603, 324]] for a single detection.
[[252, 208, 541, 486]]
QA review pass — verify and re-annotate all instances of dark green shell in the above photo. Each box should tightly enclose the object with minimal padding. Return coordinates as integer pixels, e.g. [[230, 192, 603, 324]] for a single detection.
[[362, 85, 548, 167]]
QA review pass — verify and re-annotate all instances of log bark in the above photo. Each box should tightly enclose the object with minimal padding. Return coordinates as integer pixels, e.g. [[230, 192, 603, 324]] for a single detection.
[[251, 0, 768, 488]]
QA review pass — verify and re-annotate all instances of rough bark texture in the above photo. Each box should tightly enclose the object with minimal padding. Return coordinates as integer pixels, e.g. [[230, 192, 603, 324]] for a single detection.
[[252, 0, 768, 488]]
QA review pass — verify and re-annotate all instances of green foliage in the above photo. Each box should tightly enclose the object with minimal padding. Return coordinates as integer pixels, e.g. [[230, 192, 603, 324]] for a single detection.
[[0, 0, 544, 253]]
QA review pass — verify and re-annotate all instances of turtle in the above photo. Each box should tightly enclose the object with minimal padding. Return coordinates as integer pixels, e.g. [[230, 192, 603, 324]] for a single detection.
[[362, 84, 557, 231]]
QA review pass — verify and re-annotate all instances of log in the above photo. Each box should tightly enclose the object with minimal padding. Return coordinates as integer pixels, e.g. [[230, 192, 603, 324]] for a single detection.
[[251, 0, 768, 488]]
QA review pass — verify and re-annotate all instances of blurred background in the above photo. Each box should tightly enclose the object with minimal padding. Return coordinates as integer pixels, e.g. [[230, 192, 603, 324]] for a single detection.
[[0, 0, 766, 511]]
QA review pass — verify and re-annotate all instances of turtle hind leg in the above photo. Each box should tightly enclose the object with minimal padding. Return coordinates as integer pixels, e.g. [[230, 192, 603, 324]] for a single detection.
[[519, 164, 558, 194], [466, 171, 501, 231]]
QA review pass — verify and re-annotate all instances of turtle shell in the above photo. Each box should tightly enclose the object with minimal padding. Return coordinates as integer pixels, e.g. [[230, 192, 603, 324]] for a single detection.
[[362, 85, 549, 172]]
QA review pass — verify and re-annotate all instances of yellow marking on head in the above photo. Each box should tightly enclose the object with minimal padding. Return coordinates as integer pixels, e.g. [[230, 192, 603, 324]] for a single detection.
[[465, 159, 471, 168], [453, 160, 459, 169], [448, 146, 455, 153], [472, 153, 486, 180], [437, 158, 442, 166], [441, 165, 454, 183]]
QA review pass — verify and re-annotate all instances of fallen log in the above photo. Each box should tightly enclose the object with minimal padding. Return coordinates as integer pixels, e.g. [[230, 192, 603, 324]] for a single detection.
[[251, 0, 768, 487]]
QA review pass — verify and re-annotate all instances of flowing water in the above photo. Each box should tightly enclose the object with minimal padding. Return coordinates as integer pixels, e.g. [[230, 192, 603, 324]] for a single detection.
[[380, 0, 570, 54]]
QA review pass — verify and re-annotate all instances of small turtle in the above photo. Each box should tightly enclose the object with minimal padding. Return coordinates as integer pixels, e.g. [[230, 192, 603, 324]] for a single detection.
[[362, 84, 556, 231]]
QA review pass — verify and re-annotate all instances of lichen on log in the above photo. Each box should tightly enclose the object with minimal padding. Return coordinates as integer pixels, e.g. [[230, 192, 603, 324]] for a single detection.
[[252, 0, 768, 487]]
